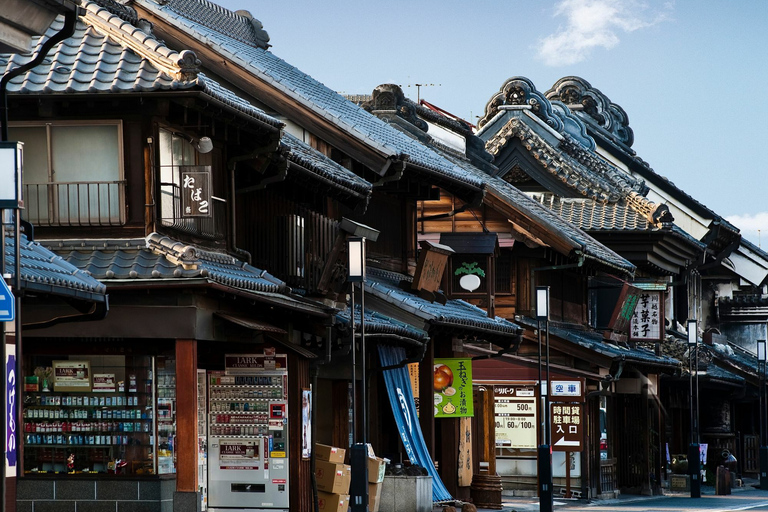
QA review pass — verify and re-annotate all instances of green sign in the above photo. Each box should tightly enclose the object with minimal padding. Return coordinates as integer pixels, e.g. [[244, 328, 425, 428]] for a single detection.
[[433, 358, 474, 418]]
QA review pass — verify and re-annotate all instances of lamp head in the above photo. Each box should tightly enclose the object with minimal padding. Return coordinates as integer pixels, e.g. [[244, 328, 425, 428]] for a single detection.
[[687, 319, 697, 347], [195, 136, 213, 154], [347, 237, 366, 282], [536, 286, 549, 321]]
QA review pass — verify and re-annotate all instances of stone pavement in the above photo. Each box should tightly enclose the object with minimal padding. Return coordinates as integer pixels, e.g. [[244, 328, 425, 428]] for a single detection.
[[432, 477, 761, 512]]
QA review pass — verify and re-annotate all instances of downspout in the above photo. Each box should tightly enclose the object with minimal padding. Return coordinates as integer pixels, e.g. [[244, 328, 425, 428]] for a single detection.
[[227, 142, 281, 264], [1, 7, 82, 141]]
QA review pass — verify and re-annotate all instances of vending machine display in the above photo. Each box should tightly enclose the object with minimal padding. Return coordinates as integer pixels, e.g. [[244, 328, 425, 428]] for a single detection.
[[208, 354, 289, 512]]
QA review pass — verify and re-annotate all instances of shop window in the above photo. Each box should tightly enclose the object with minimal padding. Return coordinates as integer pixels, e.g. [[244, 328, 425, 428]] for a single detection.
[[9, 122, 125, 226], [21, 353, 176, 476]]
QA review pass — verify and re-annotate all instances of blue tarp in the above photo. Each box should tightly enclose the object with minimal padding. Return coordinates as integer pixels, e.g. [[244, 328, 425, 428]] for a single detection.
[[378, 345, 452, 502]]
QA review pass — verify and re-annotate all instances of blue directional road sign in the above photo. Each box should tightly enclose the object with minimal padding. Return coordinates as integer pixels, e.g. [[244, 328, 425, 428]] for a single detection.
[[0, 277, 15, 321]]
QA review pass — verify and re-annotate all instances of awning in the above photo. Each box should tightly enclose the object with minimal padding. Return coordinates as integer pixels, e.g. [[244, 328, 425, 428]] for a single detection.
[[214, 312, 317, 359]]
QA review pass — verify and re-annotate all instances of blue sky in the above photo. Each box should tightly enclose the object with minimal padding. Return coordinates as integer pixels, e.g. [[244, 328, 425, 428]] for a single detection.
[[218, 0, 768, 246]]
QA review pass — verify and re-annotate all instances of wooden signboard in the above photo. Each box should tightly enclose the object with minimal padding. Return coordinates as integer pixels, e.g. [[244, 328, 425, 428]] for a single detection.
[[412, 241, 454, 293], [630, 291, 665, 341]]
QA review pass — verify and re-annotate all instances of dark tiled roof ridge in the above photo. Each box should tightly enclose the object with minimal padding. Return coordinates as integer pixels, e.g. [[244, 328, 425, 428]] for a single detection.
[[281, 132, 372, 196], [162, 0, 270, 49], [133, 3, 484, 190]]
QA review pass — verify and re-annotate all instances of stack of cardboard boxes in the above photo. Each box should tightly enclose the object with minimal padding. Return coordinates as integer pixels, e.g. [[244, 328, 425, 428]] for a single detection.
[[316, 444, 351, 512], [315, 443, 388, 512], [367, 449, 386, 512]]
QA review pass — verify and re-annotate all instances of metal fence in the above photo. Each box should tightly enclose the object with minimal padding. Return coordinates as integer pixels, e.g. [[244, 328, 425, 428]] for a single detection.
[[24, 181, 126, 226]]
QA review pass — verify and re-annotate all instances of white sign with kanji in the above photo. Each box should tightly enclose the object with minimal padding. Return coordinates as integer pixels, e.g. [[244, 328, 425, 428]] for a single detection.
[[630, 291, 664, 341]]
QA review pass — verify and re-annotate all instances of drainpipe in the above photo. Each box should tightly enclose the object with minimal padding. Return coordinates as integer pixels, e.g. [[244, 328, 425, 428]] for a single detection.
[[1, 8, 82, 141]]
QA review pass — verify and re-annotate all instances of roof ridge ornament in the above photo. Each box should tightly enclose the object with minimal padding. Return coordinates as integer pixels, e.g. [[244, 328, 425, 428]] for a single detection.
[[83, 2, 199, 81], [545, 76, 634, 148], [478, 77, 563, 133]]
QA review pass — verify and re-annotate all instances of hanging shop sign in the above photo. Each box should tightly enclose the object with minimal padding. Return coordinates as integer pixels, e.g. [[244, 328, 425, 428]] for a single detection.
[[433, 358, 473, 418], [550, 402, 583, 452], [630, 291, 664, 341], [6, 352, 17, 469], [550, 380, 584, 402], [494, 385, 537, 449], [52, 360, 91, 392], [181, 167, 211, 217]]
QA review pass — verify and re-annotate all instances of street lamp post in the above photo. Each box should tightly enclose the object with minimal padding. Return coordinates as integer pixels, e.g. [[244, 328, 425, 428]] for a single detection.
[[758, 338, 768, 490], [536, 286, 552, 512], [688, 319, 700, 498], [347, 236, 369, 512]]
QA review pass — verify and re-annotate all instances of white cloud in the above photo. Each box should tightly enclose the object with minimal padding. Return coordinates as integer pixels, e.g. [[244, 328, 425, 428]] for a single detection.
[[726, 211, 768, 248], [537, 0, 672, 66]]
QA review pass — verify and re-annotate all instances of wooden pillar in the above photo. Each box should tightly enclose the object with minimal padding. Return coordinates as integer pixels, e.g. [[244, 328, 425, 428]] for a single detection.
[[175, 339, 198, 493]]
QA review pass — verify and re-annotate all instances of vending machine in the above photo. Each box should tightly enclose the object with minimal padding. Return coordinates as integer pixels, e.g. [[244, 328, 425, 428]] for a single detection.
[[208, 353, 289, 512]]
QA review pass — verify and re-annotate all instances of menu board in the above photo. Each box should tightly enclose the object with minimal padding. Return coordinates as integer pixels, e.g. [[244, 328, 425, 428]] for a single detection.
[[53, 360, 91, 392]]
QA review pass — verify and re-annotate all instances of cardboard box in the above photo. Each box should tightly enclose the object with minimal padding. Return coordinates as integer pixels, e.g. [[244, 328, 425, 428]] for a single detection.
[[367, 456, 386, 483], [318, 492, 350, 512], [368, 482, 382, 512], [316, 443, 346, 464], [316, 460, 351, 494]]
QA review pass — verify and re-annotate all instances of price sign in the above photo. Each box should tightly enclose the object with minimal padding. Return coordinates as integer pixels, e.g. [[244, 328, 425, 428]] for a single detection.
[[494, 385, 537, 449]]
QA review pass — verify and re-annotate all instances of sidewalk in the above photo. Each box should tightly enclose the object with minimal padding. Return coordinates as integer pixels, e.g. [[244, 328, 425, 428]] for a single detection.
[[443, 477, 762, 512]]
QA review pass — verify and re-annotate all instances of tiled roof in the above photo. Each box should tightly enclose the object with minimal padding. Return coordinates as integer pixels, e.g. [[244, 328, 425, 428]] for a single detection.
[[336, 305, 428, 343], [365, 268, 522, 338], [705, 340, 759, 379], [531, 193, 707, 252], [4, 234, 107, 302], [135, 0, 484, 191], [0, 2, 281, 129], [535, 194, 651, 231], [482, 176, 635, 274], [516, 317, 681, 370], [162, 0, 270, 49], [43, 233, 288, 295], [281, 132, 372, 197]]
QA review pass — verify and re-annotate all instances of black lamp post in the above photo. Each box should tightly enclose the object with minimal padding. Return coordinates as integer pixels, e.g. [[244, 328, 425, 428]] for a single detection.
[[688, 319, 700, 498], [347, 236, 369, 512], [758, 338, 768, 490], [536, 286, 552, 512], [0, 140, 23, 512]]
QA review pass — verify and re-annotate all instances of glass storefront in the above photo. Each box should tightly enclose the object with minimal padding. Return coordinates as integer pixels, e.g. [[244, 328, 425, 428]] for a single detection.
[[22, 353, 176, 476]]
